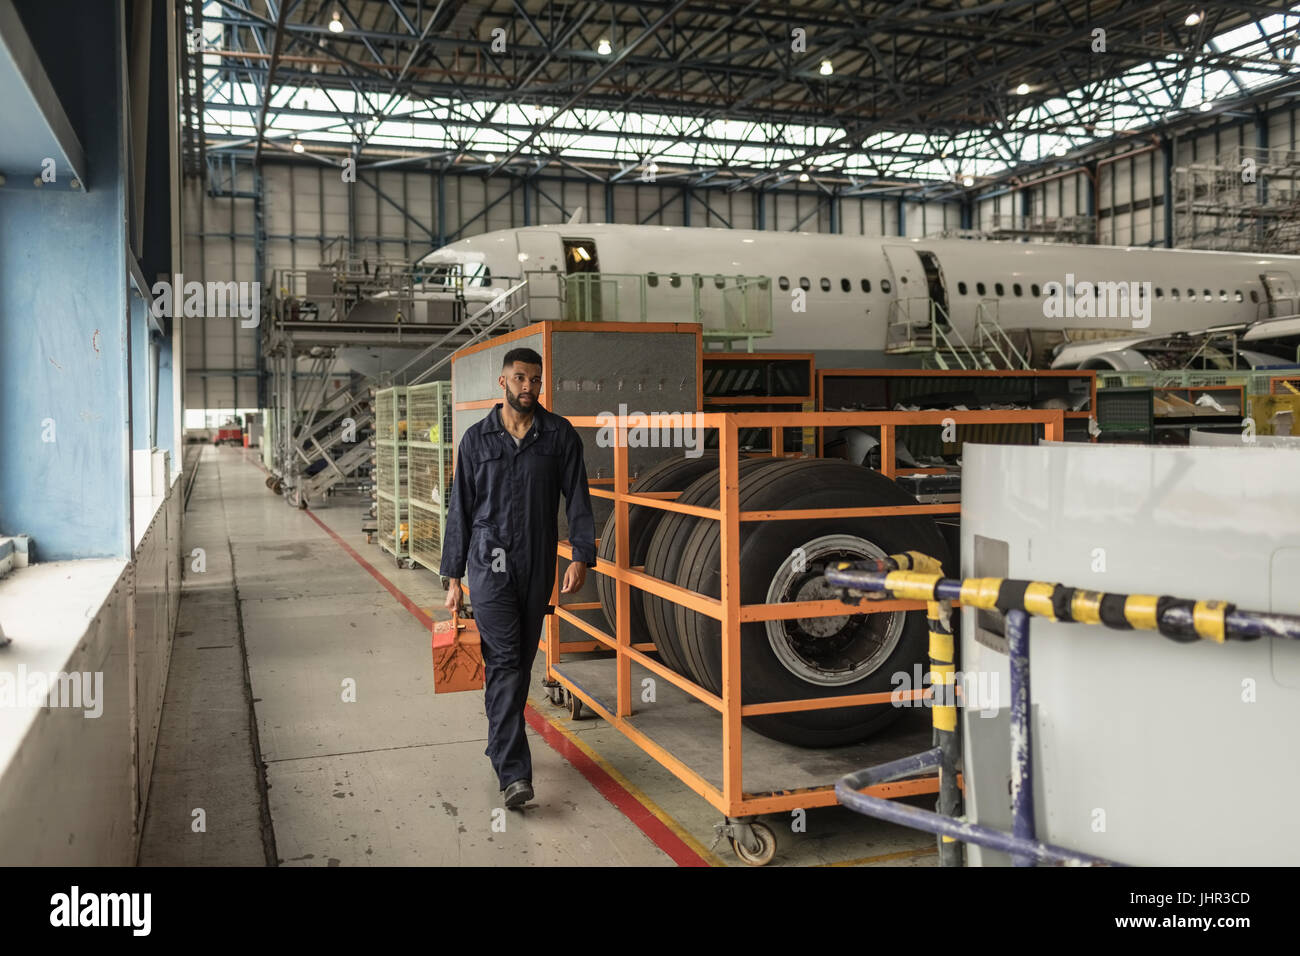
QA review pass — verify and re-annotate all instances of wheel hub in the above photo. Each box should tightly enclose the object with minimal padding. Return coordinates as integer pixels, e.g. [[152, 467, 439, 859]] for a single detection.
[[765, 534, 905, 687]]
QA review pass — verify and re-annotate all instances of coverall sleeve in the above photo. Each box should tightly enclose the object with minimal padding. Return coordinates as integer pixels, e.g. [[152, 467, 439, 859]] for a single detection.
[[561, 426, 597, 566], [438, 437, 475, 579]]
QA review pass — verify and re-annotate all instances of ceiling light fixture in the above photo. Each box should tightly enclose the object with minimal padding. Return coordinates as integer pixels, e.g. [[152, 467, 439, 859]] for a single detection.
[[292, 140, 305, 153], [485, 153, 497, 162], [962, 174, 975, 187], [820, 60, 833, 76], [329, 10, 344, 33], [798, 172, 810, 182], [1015, 83, 1030, 95], [1184, 12, 1202, 27], [597, 38, 612, 55]]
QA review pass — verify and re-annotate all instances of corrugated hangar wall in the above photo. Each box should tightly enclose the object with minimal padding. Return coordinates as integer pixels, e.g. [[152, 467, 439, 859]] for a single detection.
[[976, 97, 1299, 247]]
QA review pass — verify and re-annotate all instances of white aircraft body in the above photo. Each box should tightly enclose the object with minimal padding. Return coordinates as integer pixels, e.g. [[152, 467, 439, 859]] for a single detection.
[[418, 223, 1300, 367]]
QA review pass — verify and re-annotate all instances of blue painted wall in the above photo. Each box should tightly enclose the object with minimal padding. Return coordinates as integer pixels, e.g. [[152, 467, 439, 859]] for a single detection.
[[0, 1, 131, 559]]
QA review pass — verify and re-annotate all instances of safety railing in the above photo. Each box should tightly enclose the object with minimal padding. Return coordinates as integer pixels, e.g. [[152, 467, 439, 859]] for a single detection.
[[825, 559, 1300, 867], [1097, 367, 1300, 397], [545, 408, 1066, 822], [886, 298, 990, 369], [974, 299, 1031, 370], [558, 272, 774, 346]]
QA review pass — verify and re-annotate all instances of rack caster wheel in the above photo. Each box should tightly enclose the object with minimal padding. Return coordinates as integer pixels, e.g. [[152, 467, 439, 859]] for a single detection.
[[718, 820, 776, 866], [567, 689, 586, 720], [543, 681, 565, 706]]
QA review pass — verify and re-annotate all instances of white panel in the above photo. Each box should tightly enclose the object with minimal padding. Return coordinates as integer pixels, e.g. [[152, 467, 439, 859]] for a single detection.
[[961, 443, 1300, 866], [1131, 152, 1152, 202], [1269, 112, 1294, 151], [484, 179, 512, 232], [1110, 159, 1131, 208], [1195, 130, 1219, 161], [1112, 211, 1132, 244], [730, 194, 754, 230], [900, 202, 919, 237], [613, 184, 640, 222], [1132, 208, 1152, 246], [262, 166, 294, 235]]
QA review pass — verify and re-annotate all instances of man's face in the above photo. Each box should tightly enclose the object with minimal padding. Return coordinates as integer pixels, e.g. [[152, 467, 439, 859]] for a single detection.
[[500, 361, 542, 413]]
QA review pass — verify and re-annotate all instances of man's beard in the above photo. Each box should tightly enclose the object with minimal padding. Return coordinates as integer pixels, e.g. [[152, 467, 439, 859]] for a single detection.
[[505, 389, 534, 413]]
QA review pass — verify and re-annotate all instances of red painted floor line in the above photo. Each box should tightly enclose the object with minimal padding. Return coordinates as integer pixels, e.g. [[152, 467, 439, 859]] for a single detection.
[[293, 488, 708, 866], [301, 508, 435, 629], [522, 707, 709, 867]]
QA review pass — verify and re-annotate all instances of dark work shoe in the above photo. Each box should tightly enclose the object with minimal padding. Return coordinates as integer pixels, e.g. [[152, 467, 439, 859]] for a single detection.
[[503, 779, 533, 809]]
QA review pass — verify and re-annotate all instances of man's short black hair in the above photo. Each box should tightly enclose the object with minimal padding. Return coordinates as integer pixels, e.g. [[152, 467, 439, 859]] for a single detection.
[[502, 347, 543, 370]]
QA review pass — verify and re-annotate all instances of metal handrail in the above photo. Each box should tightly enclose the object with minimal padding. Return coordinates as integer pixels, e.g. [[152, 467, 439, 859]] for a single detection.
[[826, 557, 1300, 867], [556, 271, 774, 339], [887, 298, 988, 369], [974, 299, 1031, 369]]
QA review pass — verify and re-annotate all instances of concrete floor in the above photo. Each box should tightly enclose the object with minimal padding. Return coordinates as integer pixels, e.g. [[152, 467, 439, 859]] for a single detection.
[[140, 444, 937, 867]]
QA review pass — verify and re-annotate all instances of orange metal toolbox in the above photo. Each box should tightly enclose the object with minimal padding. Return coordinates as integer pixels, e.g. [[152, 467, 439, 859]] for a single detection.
[[431, 611, 484, 693]]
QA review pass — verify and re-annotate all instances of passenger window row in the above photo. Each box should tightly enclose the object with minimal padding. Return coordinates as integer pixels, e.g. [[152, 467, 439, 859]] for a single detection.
[[713, 274, 1260, 306], [646, 274, 773, 291], [776, 276, 881, 294]]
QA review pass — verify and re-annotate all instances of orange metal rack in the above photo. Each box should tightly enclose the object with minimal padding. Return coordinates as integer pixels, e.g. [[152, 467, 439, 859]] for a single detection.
[[542, 407, 1066, 860]]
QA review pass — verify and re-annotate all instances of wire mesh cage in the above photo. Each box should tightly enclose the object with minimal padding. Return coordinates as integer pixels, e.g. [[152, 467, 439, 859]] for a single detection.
[[374, 387, 408, 559], [406, 382, 454, 573]]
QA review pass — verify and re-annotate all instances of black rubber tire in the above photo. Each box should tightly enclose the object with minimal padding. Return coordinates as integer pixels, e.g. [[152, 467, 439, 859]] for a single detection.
[[674, 459, 952, 748], [596, 453, 720, 644], [642, 458, 789, 677]]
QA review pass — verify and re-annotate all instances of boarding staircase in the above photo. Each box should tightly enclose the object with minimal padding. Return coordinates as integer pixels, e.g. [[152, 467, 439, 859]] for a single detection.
[[278, 281, 529, 506], [887, 298, 1031, 370]]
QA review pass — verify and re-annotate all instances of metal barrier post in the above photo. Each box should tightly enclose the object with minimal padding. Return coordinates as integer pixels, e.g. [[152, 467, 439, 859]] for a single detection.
[[928, 595, 962, 866], [1007, 608, 1034, 866], [614, 422, 632, 717]]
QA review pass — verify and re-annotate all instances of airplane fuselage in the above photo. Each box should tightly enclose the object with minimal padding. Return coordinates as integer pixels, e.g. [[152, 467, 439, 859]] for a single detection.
[[422, 223, 1300, 365]]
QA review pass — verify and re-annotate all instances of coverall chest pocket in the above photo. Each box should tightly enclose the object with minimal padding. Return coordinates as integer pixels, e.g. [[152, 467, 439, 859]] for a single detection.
[[525, 433, 563, 483], [472, 441, 508, 508]]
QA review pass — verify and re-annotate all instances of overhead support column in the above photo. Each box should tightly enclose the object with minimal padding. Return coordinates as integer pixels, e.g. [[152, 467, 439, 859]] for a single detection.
[[1256, 110, 1269, 246], [436, 169, 446, 248], [755, 190, 765, 230], [1162, 137, 1174, 248], [896, 195, 906, 236], [605, 181, 614, 223], [1085, 162, 1098, 243], [682, 186, 691, 227]]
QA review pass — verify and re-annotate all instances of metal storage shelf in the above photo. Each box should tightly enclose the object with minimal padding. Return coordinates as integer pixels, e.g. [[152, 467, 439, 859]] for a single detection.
[[815, 368, 1097, 456], [702, 352, 815, 455], [374, 386, 409, 563], [543, 407, 1067, 864], [406, 381, 454, 575]]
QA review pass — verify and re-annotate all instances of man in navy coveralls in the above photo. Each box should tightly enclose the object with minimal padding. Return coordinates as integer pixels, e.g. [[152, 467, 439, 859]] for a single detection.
[[440, 346, 596, 808]]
